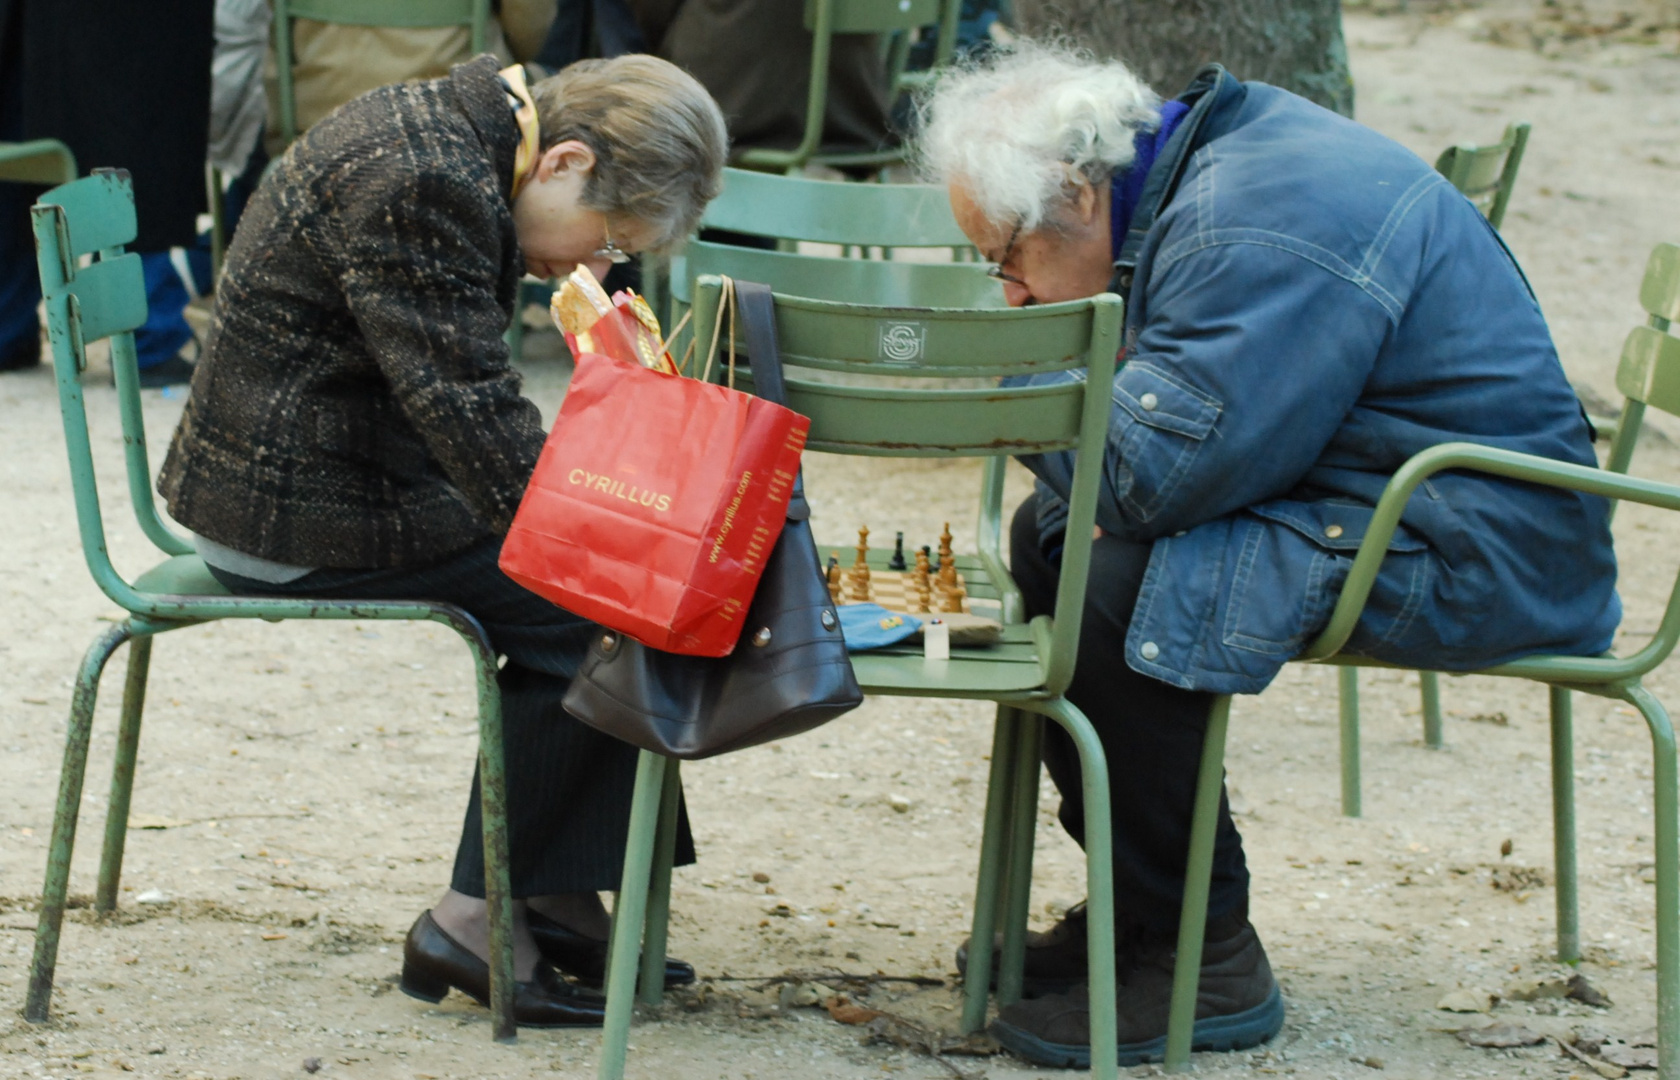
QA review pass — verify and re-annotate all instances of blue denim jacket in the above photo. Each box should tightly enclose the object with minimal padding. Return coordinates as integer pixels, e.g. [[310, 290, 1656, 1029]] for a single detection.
[[1017, 67, 1620, 694]]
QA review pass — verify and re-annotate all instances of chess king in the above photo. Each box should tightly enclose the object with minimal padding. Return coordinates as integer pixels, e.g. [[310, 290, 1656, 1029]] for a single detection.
[[917, 41, 1617, 1066]]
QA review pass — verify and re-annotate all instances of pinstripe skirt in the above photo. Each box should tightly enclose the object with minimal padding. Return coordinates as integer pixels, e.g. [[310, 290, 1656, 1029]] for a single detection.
[[207, 536, 696, 896]]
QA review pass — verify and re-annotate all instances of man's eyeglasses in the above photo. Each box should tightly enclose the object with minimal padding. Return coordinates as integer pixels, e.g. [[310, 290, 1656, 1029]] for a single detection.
[[986, 220, 1026, 286], [594, 221, 633, 265]]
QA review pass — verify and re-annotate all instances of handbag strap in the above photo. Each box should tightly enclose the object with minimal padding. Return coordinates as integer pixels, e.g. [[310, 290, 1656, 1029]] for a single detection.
[[733, 279, 810, 519]]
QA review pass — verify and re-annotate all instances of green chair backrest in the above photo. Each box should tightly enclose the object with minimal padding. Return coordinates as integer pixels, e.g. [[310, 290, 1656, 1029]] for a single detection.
[[1604, 242, 1680, 489], [702, 167, 972, 249], [670, 240, 1002, 313], [690, 275, 1121, 693], [31, 170, 193, 610], [273, 0, 491, 146], [1435, 121, 1531, 231], [737, 0, 958, 169], [0, 139, 77, 186]]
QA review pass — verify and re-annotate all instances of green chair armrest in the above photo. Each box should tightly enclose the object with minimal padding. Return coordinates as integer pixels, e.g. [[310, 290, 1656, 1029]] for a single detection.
[[1299, 441, 1680, 662]]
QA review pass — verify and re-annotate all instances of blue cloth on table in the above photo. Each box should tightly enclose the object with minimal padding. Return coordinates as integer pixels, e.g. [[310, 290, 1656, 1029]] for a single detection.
[[836, 603, 921, 651]]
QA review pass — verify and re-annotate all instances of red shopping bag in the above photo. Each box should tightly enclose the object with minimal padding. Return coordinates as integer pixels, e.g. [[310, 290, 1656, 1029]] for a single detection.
[[500, 352, 810, 656]]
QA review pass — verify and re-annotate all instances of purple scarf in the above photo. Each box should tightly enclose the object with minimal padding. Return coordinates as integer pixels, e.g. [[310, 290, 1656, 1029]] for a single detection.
[[1111, 100, 1189, 260]]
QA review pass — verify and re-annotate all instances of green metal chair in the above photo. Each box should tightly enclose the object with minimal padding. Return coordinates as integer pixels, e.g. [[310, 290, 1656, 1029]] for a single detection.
[[0, 139, 76, 186], [1336, 120, 1540, 814], [651, 167, 993, 335], [23, 168, 521, 1043], [205, 0, 491, 284], [273, 0, 489, 148], [733, 0, 960, 173], [594, 277, 1126, 1079], [1149, 241, 1680, 1073], [1435, 121, 1531, 232]]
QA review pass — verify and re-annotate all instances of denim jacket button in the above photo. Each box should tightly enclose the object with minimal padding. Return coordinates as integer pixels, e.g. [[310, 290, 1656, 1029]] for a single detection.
[[1324, 524, 1344, 539], [1140, 641, 1160, 660], [1139, 392, 1159, 411]]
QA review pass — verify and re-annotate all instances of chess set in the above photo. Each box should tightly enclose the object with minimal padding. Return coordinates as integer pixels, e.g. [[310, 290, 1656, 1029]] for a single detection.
[[826, 524, 970, 614]]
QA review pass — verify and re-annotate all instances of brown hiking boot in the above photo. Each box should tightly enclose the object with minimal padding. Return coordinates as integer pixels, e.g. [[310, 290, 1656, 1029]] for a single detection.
[[955, 900, 1094, 998], [989, 909, 1284, 1067]]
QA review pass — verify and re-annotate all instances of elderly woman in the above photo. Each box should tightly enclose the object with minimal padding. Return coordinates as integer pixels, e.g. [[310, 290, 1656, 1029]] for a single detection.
[[919, 44, 1618, 1066], [158, 54, 727, 1027]]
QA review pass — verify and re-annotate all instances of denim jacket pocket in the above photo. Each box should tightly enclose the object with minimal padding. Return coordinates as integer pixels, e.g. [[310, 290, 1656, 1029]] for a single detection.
[[1221, 500, 1428, 657], [1112, 362, 1222, 523]]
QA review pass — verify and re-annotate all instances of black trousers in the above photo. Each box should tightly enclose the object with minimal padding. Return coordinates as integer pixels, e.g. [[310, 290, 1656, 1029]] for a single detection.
[[208, 536, 695, 898], [1010, 493, 1248, 933]]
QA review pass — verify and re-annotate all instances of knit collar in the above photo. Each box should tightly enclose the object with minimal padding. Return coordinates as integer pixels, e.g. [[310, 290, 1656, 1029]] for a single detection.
[[498, 64, 541, 200], [1109, 100, 1189, 263]]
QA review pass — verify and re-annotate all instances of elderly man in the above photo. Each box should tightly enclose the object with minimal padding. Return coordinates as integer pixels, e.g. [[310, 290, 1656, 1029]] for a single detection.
[[918, 44, 1618, 1066]]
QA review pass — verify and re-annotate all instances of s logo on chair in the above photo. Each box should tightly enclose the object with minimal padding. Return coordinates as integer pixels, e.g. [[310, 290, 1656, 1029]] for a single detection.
[[878, 322, 925, 364]]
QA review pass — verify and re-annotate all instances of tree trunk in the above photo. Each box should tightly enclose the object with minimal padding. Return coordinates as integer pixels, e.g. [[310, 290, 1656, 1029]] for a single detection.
[[1011, 0, 1354, 117]]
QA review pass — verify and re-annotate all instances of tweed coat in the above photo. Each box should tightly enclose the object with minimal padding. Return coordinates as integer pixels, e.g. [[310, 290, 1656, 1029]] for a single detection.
[[159, 55, 542, 569]]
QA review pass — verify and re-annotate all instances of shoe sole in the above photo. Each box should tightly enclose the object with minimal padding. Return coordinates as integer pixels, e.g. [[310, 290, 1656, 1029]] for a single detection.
[[399, 971, 605, 1028], [989, 984, 1285, 1069]]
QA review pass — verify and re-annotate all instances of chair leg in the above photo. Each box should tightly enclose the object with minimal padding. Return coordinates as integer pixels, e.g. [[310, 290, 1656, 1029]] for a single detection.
[[1338, 667, 1361, 818], [1420, 671, 1445, 749], [1550, 686, 1580, 964], [1624, 686, 1679, 1080], [26, 623, 133, 1022], [1035, 696, 1118, 1080], [638, 758, 682, 1007], [598, 750, 669, 1080], [468, 637, 516, 1044], [96, 635, 152, 913], [962, 706, 1022, 1035], [1165, 694, 1234, 1072], [996, 713, 1043, 1008]]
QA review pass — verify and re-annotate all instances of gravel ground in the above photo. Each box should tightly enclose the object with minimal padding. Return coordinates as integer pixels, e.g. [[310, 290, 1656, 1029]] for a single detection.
[[4, 7, 1680, 1078]]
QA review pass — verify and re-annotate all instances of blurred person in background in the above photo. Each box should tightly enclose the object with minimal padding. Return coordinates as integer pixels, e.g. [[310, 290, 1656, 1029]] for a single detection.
[[0, 0, 213, 384]]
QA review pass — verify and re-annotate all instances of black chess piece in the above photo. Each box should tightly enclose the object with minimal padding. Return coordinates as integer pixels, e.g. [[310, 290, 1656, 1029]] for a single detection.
[[923, 543, 938, 573], [888, 531, 907, 571]]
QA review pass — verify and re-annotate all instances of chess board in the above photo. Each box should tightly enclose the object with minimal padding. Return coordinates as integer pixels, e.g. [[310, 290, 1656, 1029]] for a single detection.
[[827, 565, 972, 615]]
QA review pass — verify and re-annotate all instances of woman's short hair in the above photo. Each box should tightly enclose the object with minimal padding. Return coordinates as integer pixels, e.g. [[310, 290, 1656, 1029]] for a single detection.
[[531, 55, 728, 252], [916, 41, 1162, 232]]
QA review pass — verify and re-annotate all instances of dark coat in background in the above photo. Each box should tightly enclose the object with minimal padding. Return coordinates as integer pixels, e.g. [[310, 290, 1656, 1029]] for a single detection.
[[0, 0, 213, 249], [159, 56, 540, 569], [627, 0, 892, 154]]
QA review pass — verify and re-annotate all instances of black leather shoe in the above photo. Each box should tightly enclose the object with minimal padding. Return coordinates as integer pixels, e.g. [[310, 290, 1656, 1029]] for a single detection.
[[527, 908, 696, 989], [399, 911, 606, 1027]]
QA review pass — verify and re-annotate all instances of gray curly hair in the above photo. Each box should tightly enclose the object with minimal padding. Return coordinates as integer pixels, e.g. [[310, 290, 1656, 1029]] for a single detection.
[[916, 40, 1163, 231], [531, 55, 729, 253]]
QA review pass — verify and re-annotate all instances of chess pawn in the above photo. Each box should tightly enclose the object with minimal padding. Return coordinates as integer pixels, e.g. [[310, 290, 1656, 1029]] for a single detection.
[[915, 584, 931, 614], [849, 562, 872, 602]]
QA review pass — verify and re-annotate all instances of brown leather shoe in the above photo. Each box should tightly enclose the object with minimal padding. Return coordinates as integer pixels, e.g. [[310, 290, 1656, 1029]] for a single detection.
[[399, 911, 606, 1028], [956, 901, 1095, 997], [526, 908, 696, 990]]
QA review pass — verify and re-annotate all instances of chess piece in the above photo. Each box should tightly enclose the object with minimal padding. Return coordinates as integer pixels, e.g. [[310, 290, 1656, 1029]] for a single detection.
[[888, 531, 907, 571], [849, 562, 872, 603], [827, 554, 842, 603], [855, 525, 870, 567], [941, 585, 967, 614], [923, 543, 937, 573], [915, 581, 931, 613]]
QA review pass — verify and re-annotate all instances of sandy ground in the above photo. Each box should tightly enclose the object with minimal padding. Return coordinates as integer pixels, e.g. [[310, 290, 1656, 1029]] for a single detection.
[[5, 7, 1680, 1079]]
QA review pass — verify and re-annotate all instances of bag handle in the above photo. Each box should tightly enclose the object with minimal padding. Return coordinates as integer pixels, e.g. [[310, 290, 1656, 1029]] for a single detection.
[[731, 279, 809, 520], [700, 275, 737, 387], [733, 280, 791, 409]]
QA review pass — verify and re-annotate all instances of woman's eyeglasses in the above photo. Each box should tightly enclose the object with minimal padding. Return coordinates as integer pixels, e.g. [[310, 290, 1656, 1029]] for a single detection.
[[986, 220, 1026, 286], [594, 222, 633, 265]]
